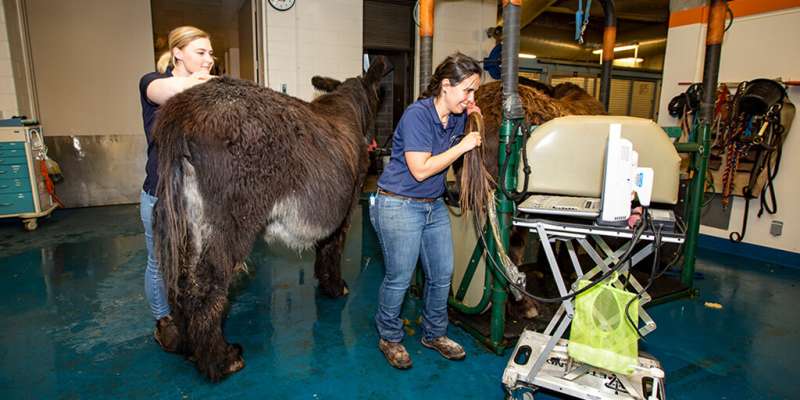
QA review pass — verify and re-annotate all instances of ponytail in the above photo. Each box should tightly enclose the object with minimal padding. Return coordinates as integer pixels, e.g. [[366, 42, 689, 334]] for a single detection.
[[156, 51, 173, 74]]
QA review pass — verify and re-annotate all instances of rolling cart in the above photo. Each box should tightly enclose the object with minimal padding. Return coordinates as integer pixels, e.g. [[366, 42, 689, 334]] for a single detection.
[[0, 124, 57, 230], [502, 216, 684, 400]]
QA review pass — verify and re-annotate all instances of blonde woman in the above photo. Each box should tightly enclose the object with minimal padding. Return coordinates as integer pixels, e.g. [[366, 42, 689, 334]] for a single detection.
[[139, 26, 215, 352]]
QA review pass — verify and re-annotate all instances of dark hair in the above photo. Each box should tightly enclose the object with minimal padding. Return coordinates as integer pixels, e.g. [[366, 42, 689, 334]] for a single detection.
[[420, 52, 482, 99]]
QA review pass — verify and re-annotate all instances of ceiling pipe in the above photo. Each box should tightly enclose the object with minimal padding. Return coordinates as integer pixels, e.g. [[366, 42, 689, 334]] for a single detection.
[[700, 0, 726, 124], [418, 0, 434, 96], [502, 0, 524, 120], [497, 0, 557, 30], [599, 0, 617, 110]]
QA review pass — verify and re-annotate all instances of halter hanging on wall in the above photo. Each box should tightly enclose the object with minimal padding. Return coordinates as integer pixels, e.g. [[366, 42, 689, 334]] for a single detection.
[[711, 79, 792, 242], [671, 78, 795, 243]]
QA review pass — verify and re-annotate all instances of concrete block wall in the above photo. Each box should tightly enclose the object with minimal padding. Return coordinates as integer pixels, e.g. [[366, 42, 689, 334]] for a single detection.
[[265, 0, 363, 101]]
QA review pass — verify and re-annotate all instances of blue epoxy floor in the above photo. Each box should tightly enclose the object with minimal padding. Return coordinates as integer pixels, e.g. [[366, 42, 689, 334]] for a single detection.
[[1, 205, 798, 399]]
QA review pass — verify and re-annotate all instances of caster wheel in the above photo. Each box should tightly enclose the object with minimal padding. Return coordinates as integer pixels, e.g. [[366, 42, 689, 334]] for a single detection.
[[24, 219, 38, 231], [507, 386, 536, 400]]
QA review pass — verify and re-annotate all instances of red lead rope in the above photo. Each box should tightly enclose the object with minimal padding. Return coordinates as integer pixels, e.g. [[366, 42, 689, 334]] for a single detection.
[[39, 159, 64, 208]]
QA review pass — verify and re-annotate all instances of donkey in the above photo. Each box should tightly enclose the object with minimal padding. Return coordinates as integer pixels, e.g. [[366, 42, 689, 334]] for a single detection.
[[459, 80, 605, 321], [152, 57, 388, 381]]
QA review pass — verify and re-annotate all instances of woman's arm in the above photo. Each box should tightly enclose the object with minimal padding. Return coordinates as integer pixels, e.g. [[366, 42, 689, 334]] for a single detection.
[[405, 131, 482, 181], [146, 71, 215, 105]]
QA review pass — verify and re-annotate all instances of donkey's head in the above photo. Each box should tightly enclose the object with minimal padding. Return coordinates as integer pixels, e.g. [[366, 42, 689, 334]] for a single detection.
[[311, 56, 391, 137]]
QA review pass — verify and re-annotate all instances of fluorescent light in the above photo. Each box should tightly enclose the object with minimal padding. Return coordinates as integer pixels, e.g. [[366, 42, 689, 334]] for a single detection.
[[592, 44, 639, 55], [612, 57, 644, 67], [615, 57, 643, 62], [519, 53, 537, 59]]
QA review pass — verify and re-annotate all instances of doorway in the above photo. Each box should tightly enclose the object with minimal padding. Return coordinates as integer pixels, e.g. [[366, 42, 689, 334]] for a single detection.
[[149, 0, 264, 84]]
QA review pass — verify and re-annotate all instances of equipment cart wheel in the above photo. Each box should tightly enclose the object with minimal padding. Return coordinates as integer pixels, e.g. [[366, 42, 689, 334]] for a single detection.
[[506, 386, 536, 400], [23, 218, 38, 231]]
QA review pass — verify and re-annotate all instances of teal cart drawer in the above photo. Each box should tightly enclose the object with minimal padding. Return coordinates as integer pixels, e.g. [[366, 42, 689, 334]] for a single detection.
[[0, 178, 31, 194], [0, 163, 29, 178], [0, 141, 25, 150], [0, 156, 28, 165], [0, 192, 35, 215], [0, 147, 27, 158]]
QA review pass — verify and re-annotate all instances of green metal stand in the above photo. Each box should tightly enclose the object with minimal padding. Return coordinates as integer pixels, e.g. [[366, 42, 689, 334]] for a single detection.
[[679, 123, 711, 288], [447, 118, 525, 355]]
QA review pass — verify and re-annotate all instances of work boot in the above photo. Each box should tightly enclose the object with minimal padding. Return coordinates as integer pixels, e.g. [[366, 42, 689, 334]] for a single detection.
[[421, 336, 466, 360], [154, 315, 180, 353], [378, 338, 412, 369]]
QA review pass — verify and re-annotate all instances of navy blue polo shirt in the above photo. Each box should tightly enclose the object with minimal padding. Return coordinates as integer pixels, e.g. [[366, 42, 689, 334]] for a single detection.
[[138, 68, 173, 195], [378, 97, 467, 198]]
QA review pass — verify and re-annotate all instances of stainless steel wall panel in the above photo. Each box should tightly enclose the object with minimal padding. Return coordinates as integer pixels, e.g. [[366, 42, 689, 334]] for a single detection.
[[44, 135, 146, 208]]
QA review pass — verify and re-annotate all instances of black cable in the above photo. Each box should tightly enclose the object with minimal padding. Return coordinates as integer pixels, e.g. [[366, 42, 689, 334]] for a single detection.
[[497, 120, 525, 202], [473, 208, 646, 304], [519, 122, 533, 194], [497, 120, 534, 203], [724, 0, 734, 32], [624, 210, 661, 338]]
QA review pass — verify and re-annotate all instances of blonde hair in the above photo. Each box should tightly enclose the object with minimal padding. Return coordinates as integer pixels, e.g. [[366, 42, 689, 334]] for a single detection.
[[156, 26, 210, 73]]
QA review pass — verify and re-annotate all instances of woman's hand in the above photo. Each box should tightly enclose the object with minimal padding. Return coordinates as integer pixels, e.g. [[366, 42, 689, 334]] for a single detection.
[[458, 131, 482, 152], [184, 71, 216, 90]]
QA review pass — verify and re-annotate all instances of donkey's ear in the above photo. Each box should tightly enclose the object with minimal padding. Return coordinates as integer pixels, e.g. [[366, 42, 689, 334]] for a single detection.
[[365, 55, 392, 85], [312, 76, 342, 92]]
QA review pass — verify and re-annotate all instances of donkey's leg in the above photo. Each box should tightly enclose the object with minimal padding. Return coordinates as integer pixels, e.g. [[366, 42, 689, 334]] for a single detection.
[[507, 227, 542, 320], [186, 258, 244, 381], [163, 302, 189, 355], [314, 217, 351, 298]]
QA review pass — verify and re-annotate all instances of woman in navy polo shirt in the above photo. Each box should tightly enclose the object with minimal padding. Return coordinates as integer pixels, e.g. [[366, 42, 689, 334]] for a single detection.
[[139, 26, 215, 352], [370, 52, 482, 369]]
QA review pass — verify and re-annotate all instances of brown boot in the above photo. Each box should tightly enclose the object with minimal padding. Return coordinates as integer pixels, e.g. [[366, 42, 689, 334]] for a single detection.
[[421, 336, 466, 360], [378, 339, 412, 369], [154, 315, 180, 353]]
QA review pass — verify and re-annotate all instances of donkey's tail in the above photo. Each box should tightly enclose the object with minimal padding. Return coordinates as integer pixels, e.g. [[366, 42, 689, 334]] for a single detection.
[[152, 114, 192, 303]]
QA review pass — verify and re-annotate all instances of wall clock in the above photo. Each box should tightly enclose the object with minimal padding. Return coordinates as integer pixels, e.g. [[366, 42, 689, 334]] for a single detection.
[[268, 0, 296, 11]]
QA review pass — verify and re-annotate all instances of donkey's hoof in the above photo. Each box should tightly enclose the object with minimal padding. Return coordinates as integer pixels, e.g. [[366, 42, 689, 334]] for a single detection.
[[224, 356, 245, 376], [154, 315, 181, 353], [319, 279, 349, 298]]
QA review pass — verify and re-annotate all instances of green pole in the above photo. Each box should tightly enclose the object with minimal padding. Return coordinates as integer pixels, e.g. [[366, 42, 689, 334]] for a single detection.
[[489, 118, 521, 351], [682, 0, 727, 287], [489, 0, 524, 352], [681, 123, 710, 287]]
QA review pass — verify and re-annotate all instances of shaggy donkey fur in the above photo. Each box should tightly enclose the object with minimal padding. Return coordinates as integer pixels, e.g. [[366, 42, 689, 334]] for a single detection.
[[152, 57, 388, 381], [457, 79, 605, 321]]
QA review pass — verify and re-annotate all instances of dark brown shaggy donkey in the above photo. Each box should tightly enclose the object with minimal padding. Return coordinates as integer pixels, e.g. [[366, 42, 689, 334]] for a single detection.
[[152, 57, 388, 381], [462, 80, 605, 321]]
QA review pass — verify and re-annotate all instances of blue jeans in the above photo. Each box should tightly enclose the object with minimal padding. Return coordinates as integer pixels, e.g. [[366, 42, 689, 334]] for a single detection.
[[141, 190, 170, 320], [369, 194, 454, 342]]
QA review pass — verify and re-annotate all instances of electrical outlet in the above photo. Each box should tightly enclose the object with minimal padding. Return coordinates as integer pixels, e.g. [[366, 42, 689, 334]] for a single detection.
[[770, 221, 783, 237], [281, 83, 287, 94]]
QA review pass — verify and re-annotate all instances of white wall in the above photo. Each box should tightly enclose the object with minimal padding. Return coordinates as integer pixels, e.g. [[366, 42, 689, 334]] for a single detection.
[[0, 3, 17, 119], [413, 0, 497, 97], [264, 0, 363, 101], [657, 7, 800, 253], [24, 0, 154, 136]]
